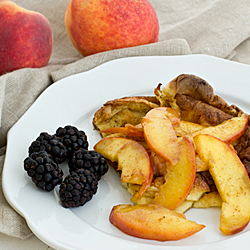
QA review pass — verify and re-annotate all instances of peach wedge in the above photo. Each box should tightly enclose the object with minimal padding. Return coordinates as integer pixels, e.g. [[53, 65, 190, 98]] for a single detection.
[[110, 203, 205, 241], [145, 107, 181, 126], [152, 137, 196, 209], [142, 108, 180, 165], [100, 124, 144, 137], [94, 137, 130, 162], [194, 134, 250, 235], [191, 114, 248, 144], [94, 137, 153, 200]]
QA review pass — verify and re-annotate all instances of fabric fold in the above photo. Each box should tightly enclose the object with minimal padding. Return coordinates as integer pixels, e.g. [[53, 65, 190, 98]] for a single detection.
[[51, 38, 191, 82]]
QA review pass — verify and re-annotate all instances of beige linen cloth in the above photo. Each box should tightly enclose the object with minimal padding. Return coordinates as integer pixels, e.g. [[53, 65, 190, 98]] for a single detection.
[[1, 0, 250, 241]]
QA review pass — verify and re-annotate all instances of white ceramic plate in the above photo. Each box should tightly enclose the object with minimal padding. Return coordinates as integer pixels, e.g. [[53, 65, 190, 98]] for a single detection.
[[2, 55, 250, 250]]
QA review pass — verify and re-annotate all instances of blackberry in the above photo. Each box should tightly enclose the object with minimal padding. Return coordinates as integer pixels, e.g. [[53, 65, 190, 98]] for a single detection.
[[24, 151, 64, 191], [28, 132, 67, 164], [68, 148, 108, 181], [55, 125, 88, 157], [59, 169, 98, 208]]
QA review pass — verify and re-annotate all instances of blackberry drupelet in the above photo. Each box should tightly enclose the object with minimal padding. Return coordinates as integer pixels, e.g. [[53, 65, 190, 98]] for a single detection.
[[24, 151, 64, 191], [28, 132, 67, 164], [68, 148, 109, 181], [55, 125, 88, 157], [59, 169, 98, 208]]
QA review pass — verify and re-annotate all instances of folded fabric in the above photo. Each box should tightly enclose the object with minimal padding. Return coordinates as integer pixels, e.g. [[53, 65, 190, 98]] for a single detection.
[[1, 0, 250, 241]]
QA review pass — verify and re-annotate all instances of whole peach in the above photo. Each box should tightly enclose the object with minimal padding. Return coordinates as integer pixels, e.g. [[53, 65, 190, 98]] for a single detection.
[[64, 0, 159, 56], [0, 0, 53, 75]]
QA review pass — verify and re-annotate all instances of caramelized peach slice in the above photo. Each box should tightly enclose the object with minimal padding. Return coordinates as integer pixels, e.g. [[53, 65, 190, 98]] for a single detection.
[[94, 137, 129, 162], [194, 134, 250, 235], [110, 203, 205, 241], [142, 110, 180, 165], [94, 137, 153, 200], [191, 114, 248, 144], [145, 107, 181, 126], [152, 137, 196, 209], [100, 124, 144, 137]]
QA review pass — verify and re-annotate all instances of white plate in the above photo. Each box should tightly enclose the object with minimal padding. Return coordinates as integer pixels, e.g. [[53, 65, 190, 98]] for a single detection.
[[2, 55, 250, 250]]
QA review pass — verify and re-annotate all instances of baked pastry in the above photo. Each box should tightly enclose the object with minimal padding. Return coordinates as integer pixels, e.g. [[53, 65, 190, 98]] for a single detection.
[[93, 96, 160, 136], [155, 74, 239, 126], [92, 74, 250, 207]]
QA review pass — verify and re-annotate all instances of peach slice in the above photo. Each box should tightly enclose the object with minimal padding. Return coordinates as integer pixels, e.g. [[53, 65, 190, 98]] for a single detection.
[[94, 137, 130, 162], [142, 109, 180, 165], [152, 137, 196, 209], [94, 137, 153, 200], [191, 114, 248, 144], [174, 120, 206, 137], [100, 124, 144, 137], [109, 203, 205, 241], [145, 107, 181, 126], [116, 140, 152, 185], [194, 134, 250, 235]]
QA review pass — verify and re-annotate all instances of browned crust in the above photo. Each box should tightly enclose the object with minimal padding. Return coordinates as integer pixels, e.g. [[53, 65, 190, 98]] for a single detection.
[[175, 94, 233, 126], [155, 74, 240, 126], [173, 74, 238, 116], [93, 96, 160, 132]]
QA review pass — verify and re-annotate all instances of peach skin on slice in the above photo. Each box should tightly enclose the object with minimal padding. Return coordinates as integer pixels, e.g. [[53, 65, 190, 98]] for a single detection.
[[99, 124, 144, 137], [152, 137, 196, 209], [109, 203, 205, 241], [194, 134, 250, 235], [142, 110, 180, 166]]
